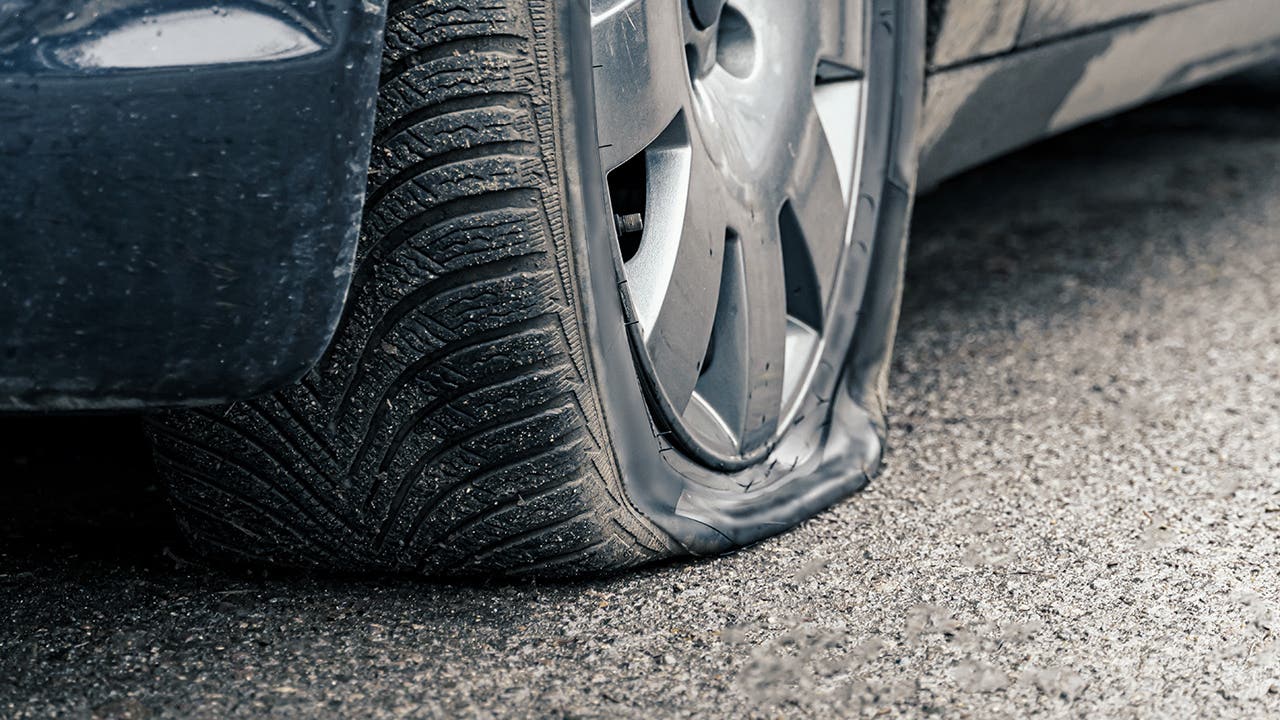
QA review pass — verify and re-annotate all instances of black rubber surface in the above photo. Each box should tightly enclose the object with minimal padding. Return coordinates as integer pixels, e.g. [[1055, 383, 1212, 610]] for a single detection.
[[151, 0, 675, 578]]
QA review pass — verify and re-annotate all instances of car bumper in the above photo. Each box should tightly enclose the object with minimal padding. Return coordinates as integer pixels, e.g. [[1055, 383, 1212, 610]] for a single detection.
[[0, 0, 387, 410]]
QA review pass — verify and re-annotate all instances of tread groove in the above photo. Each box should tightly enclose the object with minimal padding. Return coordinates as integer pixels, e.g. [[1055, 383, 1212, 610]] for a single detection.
[[374, 91, 532, 148], [401, 438, 587, 553], [153, 442, 362, 564], [365, 141, 537, 213], [332, 252, 545, 423], [505, 538, 610, 576], [184, 410, 365, 537], [372, 394, 578, 550], [374, 349, 565, 473], [424, 459, 587, 551], [458, 506, 595, 568], [380, 33, 529, 88], [344, 313, 560, 475], [270, 392, 341, 468], [351, 187, 541, 286], [342, 312, 562, 476]]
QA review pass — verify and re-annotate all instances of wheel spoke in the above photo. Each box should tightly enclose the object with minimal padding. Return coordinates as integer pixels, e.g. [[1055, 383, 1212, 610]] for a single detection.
[[689, 222, 789, 453], [784, 111, 849, 309], [591, 0, 691, 172], [628, 135, 727, 415], [689, 236, 749, 446], [811, 78, 865, 200], [815, 0, 866, 76], [734, 219, 788, 451]]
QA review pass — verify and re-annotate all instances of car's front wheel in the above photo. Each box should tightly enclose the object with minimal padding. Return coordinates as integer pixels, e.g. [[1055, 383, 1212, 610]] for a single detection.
[[149, 0, 924, 577]]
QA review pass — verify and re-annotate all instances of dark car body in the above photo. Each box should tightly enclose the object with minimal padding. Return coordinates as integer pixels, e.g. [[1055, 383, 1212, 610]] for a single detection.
[[2, 0, 1277, 410], [0, 0, 386, 409]]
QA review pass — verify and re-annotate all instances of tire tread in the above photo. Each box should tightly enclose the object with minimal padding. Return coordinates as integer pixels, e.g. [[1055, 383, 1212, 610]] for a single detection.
[[150, 0, 675, 577]]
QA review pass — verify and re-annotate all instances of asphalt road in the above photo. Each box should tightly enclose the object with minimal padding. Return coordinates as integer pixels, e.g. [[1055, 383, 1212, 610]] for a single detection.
[[3, 63, 1279, 719]]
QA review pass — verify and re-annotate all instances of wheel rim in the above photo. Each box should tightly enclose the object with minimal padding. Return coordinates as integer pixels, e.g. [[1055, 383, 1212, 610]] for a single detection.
[[590, 0, 870, 468]]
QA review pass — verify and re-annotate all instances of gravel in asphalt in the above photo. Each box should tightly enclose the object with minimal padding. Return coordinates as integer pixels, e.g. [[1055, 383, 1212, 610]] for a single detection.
[[2, 63, 1279, 719]]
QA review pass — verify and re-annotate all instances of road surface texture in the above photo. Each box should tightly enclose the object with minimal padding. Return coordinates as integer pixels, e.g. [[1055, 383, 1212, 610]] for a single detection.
[[2, 63, 1278, 719]]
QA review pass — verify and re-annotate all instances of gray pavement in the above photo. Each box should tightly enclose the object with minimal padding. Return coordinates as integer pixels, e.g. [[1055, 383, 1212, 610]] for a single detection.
[[2, 63, 1279, 719]]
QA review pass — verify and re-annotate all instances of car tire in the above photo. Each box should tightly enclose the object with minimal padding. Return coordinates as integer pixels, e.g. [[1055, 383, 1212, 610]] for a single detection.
[[148, 0, 924, 578]]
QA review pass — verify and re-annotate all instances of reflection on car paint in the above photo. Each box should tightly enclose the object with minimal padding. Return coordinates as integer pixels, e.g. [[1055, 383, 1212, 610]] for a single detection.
[[0, 0, 333, 72], [50, 7, 324, 69]]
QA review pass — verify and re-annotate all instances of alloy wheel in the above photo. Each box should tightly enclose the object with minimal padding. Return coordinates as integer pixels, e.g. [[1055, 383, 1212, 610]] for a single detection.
[[590, 0, 870, 468]]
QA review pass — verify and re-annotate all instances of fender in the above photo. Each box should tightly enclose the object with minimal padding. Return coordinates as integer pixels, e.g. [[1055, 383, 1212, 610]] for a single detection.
[[0, 0, 388, 410]]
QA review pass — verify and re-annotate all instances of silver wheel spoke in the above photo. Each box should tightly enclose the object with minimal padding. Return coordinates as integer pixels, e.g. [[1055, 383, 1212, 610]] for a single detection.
[[690, 237, 749, 445], [812, 78, 865, 200], [691, 222, 786, 452], [734, 220, 788, 450], [816, 0, 866, 76], [785, 111, 850, 307], [591, 0, 690, 172], [632, 138, 728, 414]]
